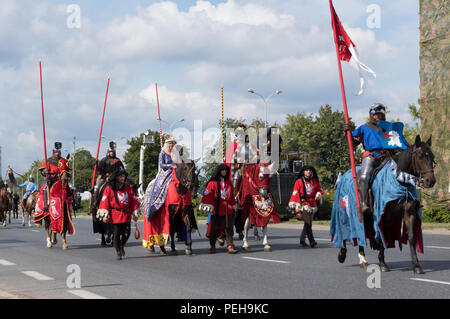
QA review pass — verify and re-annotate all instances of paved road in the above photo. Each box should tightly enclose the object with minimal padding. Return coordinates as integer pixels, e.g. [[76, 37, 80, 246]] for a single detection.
[[0, 216, 449, 299]]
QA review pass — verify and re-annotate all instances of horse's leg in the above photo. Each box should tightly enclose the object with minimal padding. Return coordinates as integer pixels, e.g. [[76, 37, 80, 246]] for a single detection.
[[242, 216, 251, 251], [254, 226, 260, 241], [184, 213, 192, 255], [405, 204, 424, 274], [45, 218, 52, 248], [62, 231, 68, 250], [358, 246, 368, 269], [169, 208, 177, 254], [2, 211, 6, 227], [337, 240, 347, 263], [21, 208, 25, 227], [28, 210, 32, 228], [262, 225, 271, 252], [378, 239, 389, 272], [52, 231, 58, 245]]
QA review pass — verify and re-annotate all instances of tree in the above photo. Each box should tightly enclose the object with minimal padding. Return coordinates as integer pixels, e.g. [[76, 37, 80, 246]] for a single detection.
[[71, 149, 95, 192], [123, 130, 162, 189], [281, 105, 357, 187]]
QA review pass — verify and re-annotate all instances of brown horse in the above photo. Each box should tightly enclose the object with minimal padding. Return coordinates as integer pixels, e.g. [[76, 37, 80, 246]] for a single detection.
[[21, 192, 39, 227], [0, 186, 9, 227], [337, 135, 436, 274], [38, 171, 74, 250]]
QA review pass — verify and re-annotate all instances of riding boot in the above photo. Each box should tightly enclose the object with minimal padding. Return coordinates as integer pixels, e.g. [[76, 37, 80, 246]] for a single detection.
[[358, 156, 376, 214]]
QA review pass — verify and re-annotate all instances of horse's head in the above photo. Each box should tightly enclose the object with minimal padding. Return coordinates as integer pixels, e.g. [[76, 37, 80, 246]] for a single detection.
[[411, 135, 436, 188], [175, 159, 199, 196]]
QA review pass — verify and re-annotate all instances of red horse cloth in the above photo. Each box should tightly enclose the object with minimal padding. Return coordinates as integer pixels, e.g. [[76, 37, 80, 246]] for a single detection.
[[142, 170, 192, 249], [98, 184, 140, 224], [34, 181, 75, 235], [289, 178, 323, 207], [239, 164, 280, 227]]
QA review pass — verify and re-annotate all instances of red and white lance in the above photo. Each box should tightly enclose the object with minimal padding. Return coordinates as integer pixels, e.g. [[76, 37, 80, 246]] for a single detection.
[[329, 0, 376, 222]]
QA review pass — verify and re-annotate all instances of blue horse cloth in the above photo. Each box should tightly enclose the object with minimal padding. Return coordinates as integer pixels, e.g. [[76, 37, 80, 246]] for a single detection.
[[330, 160, 423, 253]]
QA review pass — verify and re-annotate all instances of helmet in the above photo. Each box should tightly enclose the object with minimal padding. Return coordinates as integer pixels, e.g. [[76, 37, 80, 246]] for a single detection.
[[29, 175, 34, 180], [369, 103, 386, 116], [53, 142, 62, 154], [108, 141, 116, 153]]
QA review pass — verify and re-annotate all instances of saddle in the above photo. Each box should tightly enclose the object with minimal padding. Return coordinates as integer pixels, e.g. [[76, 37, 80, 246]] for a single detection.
[[365, 151, 394, 214]]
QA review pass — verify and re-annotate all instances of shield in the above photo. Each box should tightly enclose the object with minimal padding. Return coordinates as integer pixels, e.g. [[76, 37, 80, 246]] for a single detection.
[[252, 193, 274, 218]]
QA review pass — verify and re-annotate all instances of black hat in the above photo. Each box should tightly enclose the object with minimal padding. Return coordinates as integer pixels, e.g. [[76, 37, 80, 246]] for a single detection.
[[297, 165, 319, 181]]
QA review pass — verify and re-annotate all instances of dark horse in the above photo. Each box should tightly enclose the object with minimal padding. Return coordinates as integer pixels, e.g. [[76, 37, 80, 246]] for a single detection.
[[337, 135, 436, 274], [0, 185, 9, 227], [166, 160, 199, 255]]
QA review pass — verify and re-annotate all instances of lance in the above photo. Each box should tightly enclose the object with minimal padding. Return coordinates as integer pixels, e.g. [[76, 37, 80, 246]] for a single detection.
[[39, 61, 49, 176], [155, 83, 163, 149], [329, 0, 362, 222], [221, 86, 225, 163], [91, 77, 110, 189], [220, 87, 229, 228]]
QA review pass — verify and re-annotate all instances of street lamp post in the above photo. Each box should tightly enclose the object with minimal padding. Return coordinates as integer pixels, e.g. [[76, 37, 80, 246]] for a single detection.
[[247, 89, 283, 127], [160, 118, 185, 134], [138, 131, 155, 198]]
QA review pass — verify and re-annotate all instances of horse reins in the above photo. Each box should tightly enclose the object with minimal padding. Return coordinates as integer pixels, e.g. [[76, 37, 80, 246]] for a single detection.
[[410, 146, 435, 187]]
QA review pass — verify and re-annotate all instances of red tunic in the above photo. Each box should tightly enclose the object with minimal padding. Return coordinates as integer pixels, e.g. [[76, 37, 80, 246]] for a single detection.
[[202, 178, 236, 216], [98, 184, 140, 224], [289, 178, 323, 207]]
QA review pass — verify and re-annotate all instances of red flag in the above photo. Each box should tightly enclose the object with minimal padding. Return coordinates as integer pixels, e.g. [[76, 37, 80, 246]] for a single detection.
[[330, 0, 376, 95]]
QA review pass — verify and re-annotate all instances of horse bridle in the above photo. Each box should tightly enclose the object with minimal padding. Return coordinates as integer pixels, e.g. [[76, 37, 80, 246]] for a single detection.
[[179, 162, 196, 189], [411, 145, 436, 187]]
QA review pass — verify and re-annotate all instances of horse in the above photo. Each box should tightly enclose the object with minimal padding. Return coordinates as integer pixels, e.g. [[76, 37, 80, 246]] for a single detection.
[[90, 178, 114, 246], [35, 171, 75, 250], [332, 135, 436, 274], [143, 159, 199, 256], [0, 186, 9, 227], [238, 163, 281, 252], [20, 192, 38, 227]]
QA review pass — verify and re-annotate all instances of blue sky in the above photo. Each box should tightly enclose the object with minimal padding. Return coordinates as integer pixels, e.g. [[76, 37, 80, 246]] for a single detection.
[[0, 0, 420, 173]]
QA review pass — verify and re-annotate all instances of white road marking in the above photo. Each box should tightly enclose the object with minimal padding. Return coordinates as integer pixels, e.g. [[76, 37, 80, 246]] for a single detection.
[[0, 259, 16, 266], [410, 278, 450, 286], [21, 271, 54, 281], [67, 289, 107, 299], [424, 246, 450, 250], [242, 257, 290, 264], [31, 230, 40, 233]]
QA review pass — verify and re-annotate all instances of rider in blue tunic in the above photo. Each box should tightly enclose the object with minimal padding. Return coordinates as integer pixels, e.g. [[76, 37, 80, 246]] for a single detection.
[[18, 175, 38, 207], [344, 103, 408, 214]]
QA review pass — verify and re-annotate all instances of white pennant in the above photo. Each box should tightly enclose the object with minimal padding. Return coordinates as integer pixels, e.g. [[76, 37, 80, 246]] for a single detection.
[[348, 45, 376, 96]]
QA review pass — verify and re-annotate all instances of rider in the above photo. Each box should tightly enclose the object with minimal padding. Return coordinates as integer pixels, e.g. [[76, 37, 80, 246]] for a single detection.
[[93, 142, 125, 207], [18, 175, 37, 208], [288, 165, 323, 248], [97, 168, 140, 260], [344, 103, 389, 214]]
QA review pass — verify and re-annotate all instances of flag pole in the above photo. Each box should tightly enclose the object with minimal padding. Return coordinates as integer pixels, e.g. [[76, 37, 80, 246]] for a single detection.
[[155, 83, 163, 149], [39, 61, 49, 176], [91, 77, 110, 189], [329, 0, 362, 222]]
